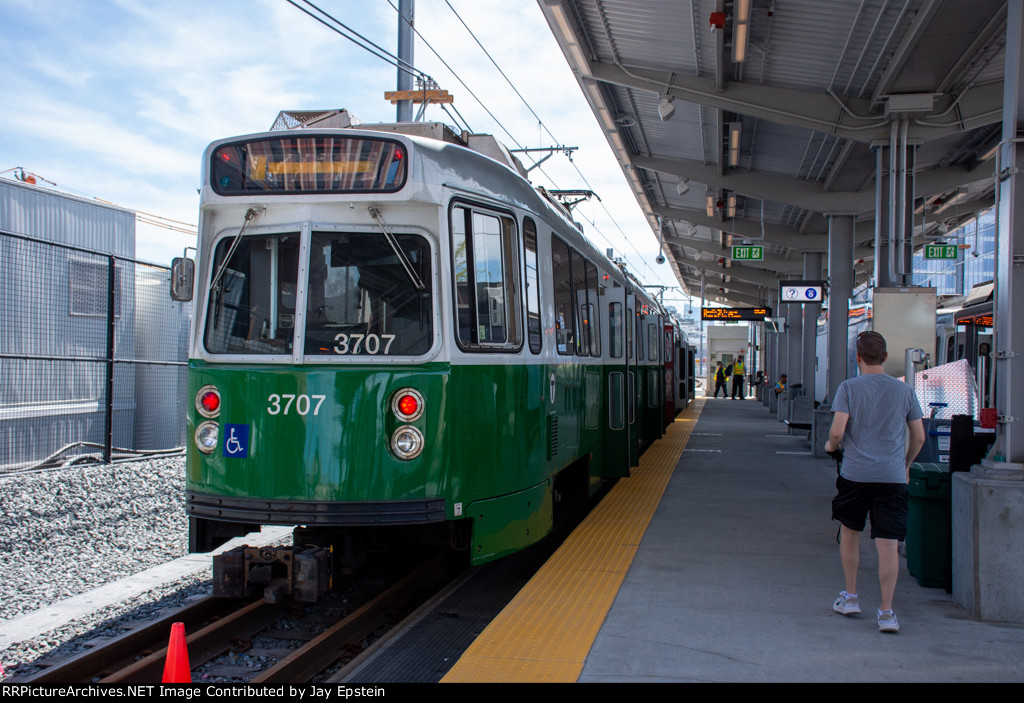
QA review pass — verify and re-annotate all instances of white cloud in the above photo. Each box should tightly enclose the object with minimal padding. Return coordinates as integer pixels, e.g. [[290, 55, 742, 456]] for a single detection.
[[0, 0, 676, 290]]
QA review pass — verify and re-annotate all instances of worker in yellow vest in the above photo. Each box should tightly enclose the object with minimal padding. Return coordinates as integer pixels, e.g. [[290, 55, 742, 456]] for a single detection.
[[731, 355, 746, 399], [713, 362, 728, 398], [774, 373, 788, 397]]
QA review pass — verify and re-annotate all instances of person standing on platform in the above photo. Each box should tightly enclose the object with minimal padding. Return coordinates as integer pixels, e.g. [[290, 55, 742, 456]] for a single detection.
[[713, 362, 728, 398], [774, 373, 788, 397], [731, 355, 746, 399], [824, 331, 925, 633]]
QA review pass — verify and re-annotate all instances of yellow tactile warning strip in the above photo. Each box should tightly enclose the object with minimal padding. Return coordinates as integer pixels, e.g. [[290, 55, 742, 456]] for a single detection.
[[441, 399, 705, 683]]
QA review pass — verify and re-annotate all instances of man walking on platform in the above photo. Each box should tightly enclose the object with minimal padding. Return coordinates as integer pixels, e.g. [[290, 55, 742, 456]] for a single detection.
[[731, 355, 746, 399], [825, 331, 924, 633]]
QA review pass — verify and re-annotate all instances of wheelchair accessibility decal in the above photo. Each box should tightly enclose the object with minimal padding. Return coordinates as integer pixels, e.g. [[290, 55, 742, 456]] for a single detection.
[[222, 424, 250, 458]]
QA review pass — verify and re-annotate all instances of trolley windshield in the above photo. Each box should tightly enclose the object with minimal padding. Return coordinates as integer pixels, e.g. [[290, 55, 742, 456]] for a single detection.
[[304, 232, 432, 356], [203, 231, 432, 358]]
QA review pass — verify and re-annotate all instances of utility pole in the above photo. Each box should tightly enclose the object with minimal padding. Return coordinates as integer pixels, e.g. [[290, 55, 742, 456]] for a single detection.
[[396, 0, 414, 122]]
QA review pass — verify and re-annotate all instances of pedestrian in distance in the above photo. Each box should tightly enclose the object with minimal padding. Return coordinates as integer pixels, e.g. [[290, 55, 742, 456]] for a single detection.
[[713, 362, 728, 398], [774, 373, 788, 397], [731, 354, 746, 399], [824, 331, 925, 633]]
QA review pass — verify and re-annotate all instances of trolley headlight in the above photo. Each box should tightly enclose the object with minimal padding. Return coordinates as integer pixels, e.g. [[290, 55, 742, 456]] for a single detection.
[[195, 421, 219, 454], [391, 388, 424, 422], [195, 385, 221, 418], [390, 425, 424, 460]]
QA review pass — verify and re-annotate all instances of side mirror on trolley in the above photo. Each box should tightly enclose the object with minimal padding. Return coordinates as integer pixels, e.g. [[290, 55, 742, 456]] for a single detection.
[[170, 257, 195, 302]]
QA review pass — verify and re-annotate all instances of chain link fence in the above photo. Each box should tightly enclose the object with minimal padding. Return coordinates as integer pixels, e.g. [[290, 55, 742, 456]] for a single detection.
[[1, 228, 192, 472]]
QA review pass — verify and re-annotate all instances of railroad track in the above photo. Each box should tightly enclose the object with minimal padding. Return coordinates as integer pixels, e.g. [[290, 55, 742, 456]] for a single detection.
[[16, 555, 459, 683]]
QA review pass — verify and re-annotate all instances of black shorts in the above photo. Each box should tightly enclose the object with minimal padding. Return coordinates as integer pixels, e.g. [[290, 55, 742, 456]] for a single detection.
[[831, 476, 908, 540]]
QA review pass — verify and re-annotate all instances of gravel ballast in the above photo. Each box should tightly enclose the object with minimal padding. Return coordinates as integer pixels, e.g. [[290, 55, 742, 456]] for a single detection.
[[0, 456, 195, 676]]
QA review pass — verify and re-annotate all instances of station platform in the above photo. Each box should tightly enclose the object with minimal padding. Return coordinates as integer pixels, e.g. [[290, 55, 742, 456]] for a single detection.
[[442, 396, 1024, 683]]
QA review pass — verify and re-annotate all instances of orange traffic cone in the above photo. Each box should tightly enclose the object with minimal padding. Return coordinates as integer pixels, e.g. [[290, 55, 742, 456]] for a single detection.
[[162, 622, 191, 683]]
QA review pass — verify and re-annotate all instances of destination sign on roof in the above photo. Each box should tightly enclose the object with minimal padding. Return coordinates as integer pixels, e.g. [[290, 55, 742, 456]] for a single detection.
[[211, 135, 407, 195], [924, 244, 958, 260], [701, 307, 771, 321], [731, 245, 763, 261]]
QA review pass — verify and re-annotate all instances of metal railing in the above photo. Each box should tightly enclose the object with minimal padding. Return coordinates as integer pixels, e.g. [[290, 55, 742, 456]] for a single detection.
[[0, 228, 192, 472]]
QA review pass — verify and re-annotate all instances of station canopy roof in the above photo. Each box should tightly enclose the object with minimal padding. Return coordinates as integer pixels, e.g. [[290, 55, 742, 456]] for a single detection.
[[538, 0, 1007, 307]]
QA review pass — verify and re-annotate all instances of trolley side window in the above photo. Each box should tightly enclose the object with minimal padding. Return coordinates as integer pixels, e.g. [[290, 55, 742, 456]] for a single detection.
[[626, 305, 633, 360], [304, 232, 432, 356], [609, 302, 623, 359], [450, 203, 522, 351], [551, 235, 575, 355], [648, 322, 659, 361], [571, 250, 589, 356], [586, 261, 600, 357], [204, 232, 300, 355], [524, 218, 542, 354]]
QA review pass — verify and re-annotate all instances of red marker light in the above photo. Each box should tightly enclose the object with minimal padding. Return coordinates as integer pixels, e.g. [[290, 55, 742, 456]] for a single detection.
[[394, 148, 404, 160], [397, 394, 418, 417], [201, 391, 220, 414], [219, 151, 232, 162], [196, 385, 221, 418], [392, 388, 424, 421]]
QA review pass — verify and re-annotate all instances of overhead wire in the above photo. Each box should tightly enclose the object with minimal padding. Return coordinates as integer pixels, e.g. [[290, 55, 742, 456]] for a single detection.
[[383, 2, 638, 274], [285, 0, 426, 80], [436, 0, 660, 281], [284, 0, 660, 281], [383, 0, 528, 154]]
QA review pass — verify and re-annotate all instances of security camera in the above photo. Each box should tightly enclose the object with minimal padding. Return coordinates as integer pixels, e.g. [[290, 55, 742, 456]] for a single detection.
[[656, 254, 666, 265]]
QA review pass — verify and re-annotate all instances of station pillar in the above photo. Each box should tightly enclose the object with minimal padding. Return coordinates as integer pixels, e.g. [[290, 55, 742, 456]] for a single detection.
[[952, 0, 1024, 625], [813, 216, 854, 457], [785, 285, 802, 400], [826, 216, 853, 401], [801, 252, 821, 398]]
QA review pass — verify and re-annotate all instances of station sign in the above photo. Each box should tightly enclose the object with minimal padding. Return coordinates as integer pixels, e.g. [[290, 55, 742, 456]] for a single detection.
[[731, 245, 764, 261], [924, 244, 958, 260], [780, 280, 826, 304], [701, 307, 771, 321]]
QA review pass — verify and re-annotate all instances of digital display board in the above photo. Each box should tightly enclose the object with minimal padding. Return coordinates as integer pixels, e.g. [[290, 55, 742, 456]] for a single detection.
[[211, 136, 407, 195], [701, 307, 771, 321]]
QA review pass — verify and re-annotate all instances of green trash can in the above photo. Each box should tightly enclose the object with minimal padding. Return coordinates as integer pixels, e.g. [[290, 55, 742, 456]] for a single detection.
[[906, 462, 952, 591]]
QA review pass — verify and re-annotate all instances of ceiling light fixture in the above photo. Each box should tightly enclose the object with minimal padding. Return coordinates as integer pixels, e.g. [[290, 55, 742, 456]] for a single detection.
[[728, 122, 742, 167], [658, 95, 676, 121], [733, 0, 751, 63]]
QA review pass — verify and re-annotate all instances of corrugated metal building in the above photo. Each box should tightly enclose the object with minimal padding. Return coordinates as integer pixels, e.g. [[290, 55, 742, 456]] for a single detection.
[[0, 177, 188, 469]]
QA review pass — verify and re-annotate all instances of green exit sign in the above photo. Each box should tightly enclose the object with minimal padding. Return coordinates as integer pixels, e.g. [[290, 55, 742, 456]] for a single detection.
[[925, 244, 958, 260], [732, 245, 763, 261]]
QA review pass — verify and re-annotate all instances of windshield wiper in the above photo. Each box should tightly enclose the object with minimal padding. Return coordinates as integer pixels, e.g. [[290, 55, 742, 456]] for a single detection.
[[368, 206, 426, 291], [209, 207, 265, 293]]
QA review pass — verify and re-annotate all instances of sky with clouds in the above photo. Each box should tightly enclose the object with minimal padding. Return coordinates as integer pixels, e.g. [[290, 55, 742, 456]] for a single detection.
[[0, 0, 691, 307]]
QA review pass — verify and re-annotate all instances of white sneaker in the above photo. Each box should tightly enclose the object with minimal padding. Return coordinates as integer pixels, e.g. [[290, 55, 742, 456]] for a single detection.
[[833, 591, 861, 615], [877, 609, 900, 633]]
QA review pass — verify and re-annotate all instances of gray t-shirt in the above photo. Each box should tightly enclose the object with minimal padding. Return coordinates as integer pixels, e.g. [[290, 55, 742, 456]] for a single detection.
[[832, 373, 924, 484]]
